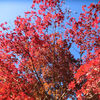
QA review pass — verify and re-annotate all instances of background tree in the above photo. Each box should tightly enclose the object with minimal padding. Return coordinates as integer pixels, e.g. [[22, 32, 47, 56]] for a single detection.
[[67, 1, 100, 100]]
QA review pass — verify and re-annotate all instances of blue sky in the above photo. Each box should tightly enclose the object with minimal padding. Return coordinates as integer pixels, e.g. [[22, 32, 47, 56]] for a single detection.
[[0, 0, 99, 59], [0, 0, 32, 24], [0, 0, 99, 23]]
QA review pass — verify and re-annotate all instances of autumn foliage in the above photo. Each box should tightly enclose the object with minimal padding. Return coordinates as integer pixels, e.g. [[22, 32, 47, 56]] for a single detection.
[[0, 0, 100, 100]]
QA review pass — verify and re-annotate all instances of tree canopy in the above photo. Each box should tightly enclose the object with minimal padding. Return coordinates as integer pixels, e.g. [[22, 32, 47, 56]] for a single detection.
[[0, 0, 100, 100]]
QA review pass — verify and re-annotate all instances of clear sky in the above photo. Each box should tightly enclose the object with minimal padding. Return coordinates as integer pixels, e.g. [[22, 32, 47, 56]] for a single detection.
[[0, 0, 32, 24], [0, 0, 99, 59], [0, 0, 99, 24]]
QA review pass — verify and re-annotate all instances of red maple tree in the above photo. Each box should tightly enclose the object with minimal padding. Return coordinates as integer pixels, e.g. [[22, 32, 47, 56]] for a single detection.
[[0, 0, 100, 100]]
